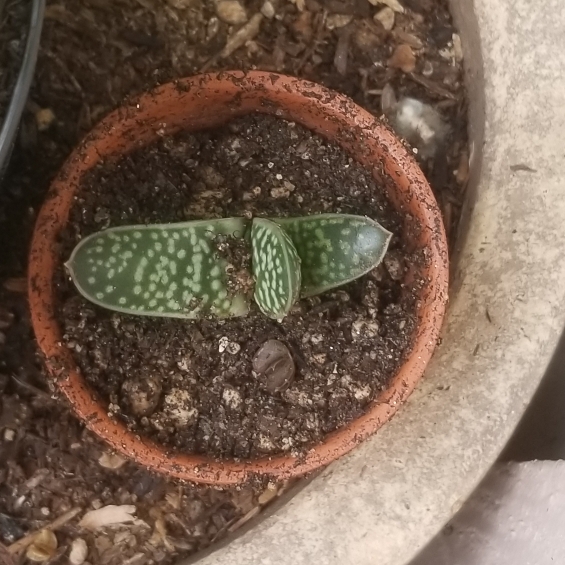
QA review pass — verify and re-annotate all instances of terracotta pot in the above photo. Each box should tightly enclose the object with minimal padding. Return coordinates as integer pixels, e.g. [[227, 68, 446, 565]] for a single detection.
[[28, 71, 448, 485]]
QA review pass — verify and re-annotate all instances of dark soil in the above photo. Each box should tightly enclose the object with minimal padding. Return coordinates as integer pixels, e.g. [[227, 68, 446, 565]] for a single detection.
[[0, 0, 467, 562], [57, 114, 418, 460], [0, 0, 31, 125]]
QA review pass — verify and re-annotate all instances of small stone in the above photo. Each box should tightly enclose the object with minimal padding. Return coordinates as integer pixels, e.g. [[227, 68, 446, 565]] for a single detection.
[[162, 389, 198, 427], [384, 253, 404, 280], [368, 0, 404, 12], [452, 33, 463, 61], [26, 530, 58, 562], [373, 7, 394, 31], [388, 44, 416, 72], [326, 14, 353, 29], [177, 357, 191, 372], [226, 341, 241, 355], [257, 434, 276, 453], [253, 340, 295, 394], [216, 0, 248, 25], [222, 387, 243, 410], [270, 185, 291, 199], [121, 376, 162, 417], [3, 429, 15, 442], [261, 0, 275, 18], [352, 382, 372, 401], [218, 336, 229, 353], [69, 538, 88, 565], [310, 334, 324, 345], [207, 17, 220, 40], [98, 452, 127, 470], [35, 108, 56, 132], [351, 320, 380, 340], [312, 353, 327, 365]]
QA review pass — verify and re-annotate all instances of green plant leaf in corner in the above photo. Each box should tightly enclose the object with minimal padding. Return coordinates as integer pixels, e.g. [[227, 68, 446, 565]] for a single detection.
[[274, 214, 392, 297], [65, 218, 250, 318], [251, 218, 301, 319]]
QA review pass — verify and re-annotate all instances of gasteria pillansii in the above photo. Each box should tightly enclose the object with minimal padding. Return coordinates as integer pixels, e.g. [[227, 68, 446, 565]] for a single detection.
[[65, 214, 392, 320]]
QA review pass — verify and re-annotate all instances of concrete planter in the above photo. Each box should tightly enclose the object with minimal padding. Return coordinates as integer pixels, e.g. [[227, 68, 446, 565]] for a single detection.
[[184, 0, 565, 563]]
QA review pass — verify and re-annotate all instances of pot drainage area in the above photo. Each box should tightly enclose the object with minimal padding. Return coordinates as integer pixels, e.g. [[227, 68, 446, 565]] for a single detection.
[[0, 0, 468, 564]]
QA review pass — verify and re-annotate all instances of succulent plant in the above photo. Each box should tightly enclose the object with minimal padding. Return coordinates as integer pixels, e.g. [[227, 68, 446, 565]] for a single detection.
[[66, 214, 392, 320]]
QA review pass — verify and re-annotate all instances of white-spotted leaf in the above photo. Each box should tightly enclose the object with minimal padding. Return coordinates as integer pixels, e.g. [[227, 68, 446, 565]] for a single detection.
[[251, 218, 301, 319], [274, 214, 392, 296], [66, 218, 249, 318]]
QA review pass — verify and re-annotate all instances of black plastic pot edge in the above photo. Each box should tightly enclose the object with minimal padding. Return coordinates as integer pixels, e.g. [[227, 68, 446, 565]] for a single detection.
[[0, 0, 45, 181]]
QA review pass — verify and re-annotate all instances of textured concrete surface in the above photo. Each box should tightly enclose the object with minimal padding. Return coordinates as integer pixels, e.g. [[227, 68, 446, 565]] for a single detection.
[[413, 461, 565, 565], [188, 0, 565, 563]]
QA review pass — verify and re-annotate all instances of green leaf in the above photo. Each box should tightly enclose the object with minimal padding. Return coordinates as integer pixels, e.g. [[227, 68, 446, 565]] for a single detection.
[[65, 218, 250, 318], [274, 214, 392, 297], [251, 218, 301, 319]]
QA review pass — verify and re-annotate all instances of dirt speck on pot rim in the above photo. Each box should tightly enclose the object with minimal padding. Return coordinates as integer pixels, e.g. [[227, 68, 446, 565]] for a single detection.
[[56, 113, 423, 461]]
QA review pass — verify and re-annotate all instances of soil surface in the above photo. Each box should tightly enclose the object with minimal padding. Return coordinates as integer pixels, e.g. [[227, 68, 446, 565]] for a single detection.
[[58, 114, 418, 460], [0, 0, 467, 563]]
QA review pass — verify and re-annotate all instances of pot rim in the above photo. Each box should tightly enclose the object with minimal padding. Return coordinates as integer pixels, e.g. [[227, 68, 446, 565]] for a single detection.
[[28, 71, 448, 485]]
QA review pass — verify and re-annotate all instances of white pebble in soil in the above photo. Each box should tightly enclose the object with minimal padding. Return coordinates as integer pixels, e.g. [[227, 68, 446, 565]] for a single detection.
[[215, 0, 247, 25], [218, 336, 229, 353], [374, 7, 395, 31], [219, 336, 241, 354], [260, 0, 275, 19], [310, 334, 324, 345], [222, 387, 243, 411], [384, 253, 405, 280], [162, 389, 198, 427], [121, 376, 162, 417], [351, 320, 380, 340]]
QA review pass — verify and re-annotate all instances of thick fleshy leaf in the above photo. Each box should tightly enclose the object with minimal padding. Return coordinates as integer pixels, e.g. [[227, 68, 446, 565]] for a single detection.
[[274, 214, 392, 296], [66, 218, 250, 318], [251, 218, 301, 319]]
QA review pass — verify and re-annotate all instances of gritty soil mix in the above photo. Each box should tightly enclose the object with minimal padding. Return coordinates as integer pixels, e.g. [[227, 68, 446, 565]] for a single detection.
[[57, 113, 418, 460]]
